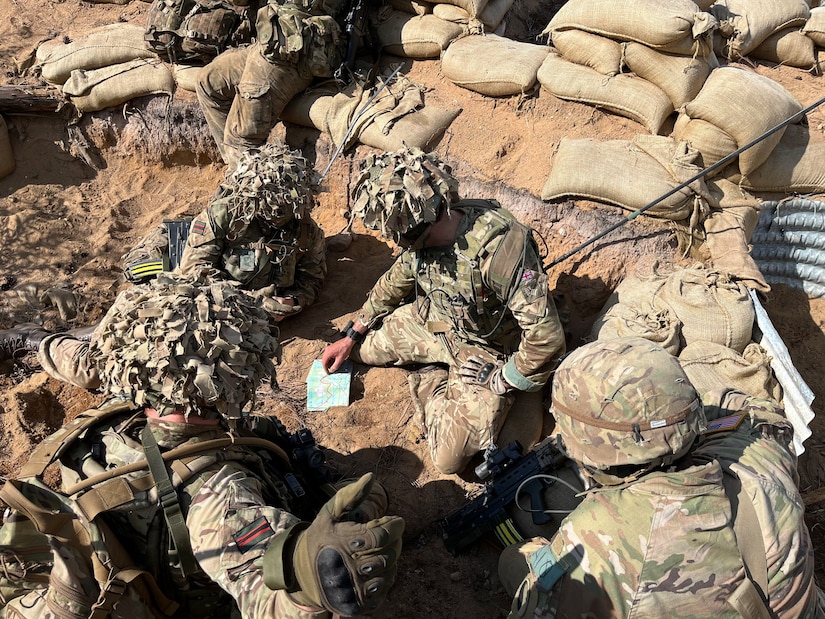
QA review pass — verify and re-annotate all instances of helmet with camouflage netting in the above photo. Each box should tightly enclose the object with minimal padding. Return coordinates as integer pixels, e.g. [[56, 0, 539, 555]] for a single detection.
[[350, 147, 459, 243], [91, 272, 280, 421], [551, 337, 705, 480], [221, 142, 317, 238]]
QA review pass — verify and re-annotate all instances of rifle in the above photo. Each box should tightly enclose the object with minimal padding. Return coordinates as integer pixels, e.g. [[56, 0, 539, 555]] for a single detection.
[[440, 436, 583, 554], [334, 0, 371, 84], [245, 415, 338, 518]]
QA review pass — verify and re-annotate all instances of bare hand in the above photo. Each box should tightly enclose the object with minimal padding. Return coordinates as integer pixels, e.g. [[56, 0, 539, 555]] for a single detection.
[[323, 337, 355, 374]]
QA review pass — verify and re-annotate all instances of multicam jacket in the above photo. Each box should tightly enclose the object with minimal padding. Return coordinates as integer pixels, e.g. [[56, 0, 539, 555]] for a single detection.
[[357, 199, 566, 392], [179, 196, 327, 310], [0, 400, 325, 619], [514, 389, 821, 619]]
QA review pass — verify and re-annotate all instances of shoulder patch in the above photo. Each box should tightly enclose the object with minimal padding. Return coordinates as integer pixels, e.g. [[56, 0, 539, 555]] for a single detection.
[[703, 412, 746, 434], [192, 220, 207, 235], [233, 516, 275, 553]]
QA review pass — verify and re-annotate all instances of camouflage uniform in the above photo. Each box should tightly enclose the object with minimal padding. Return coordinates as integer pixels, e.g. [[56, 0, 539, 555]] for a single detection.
[[2, 406, 330, 619], [501, 339, 824, 619], [179, 196, 327, 310], [353, 200, 566, 474], [196, 0, 343, 166]]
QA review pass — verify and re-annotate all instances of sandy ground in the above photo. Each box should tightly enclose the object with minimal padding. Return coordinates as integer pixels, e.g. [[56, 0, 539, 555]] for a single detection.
[[3, 0, 825, 617]]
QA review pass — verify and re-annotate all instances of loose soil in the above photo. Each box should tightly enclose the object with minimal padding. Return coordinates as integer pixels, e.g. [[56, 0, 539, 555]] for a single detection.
[[2, 1, 825, 617]]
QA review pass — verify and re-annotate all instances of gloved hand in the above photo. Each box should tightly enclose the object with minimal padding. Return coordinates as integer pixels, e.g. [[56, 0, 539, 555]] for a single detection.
[[290, 473, 404, 616], [458, 356, 511, 395], [253, 285, 299, 318]]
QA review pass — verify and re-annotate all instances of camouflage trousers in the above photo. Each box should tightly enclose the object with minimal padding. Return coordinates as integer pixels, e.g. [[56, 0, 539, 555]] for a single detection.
[[2, 464, 328, 619], [37, 333, 100, 390], [196, 43, 312, 168], [354, 303, 515, 474]]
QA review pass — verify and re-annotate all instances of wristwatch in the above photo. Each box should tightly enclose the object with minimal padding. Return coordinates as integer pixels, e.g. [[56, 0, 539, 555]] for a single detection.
[[339, 320, 365, 343]]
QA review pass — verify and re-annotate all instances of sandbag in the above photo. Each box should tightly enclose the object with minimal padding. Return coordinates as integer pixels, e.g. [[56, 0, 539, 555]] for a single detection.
[[710, 0, 810, 58], [0, 115, 15, 180], [477, 0, 515, 31], [36, 23, 156, 86], [359, 105, 461, 151], [750, 27, 817, 68], [703, 209, 771, 292], [542, 0, 716, 50], [433, 3, 472, 23], [428, 0, 488, 18], [441, 34, 548, 96], [683, 66, 803, 176], [679, 341, 782, 402], [374, 12, 465, 58], [656, 264, 755, 352], [591, 303, 681, 354], [550, 29, 623, 76], [387, 0, 432, 15], [171, 63, 204, 92], [623, 42, 713, 108], [803, 7, 825, 47], [541, 135, 709, 221], [280, 86, 336, 129], [537, 52, 673, 134], [62, 58, 176, 113], [671, 112, 738, 172], [739, 124, 825, 193]]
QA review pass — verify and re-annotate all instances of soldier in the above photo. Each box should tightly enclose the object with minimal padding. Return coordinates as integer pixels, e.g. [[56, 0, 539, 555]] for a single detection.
[[196, 0, 344, 168], [0, 272, 403, 619], [0, 143, 326, 389], [321, 147, 567, 475], [499, 337, 824, 618]]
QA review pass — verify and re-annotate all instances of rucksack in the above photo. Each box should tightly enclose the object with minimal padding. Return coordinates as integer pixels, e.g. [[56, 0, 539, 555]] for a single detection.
[[0, 399, 333, 618], [144, 0, 241, 64]]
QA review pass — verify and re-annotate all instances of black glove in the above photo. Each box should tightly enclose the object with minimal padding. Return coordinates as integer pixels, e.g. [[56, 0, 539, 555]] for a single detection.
[[458, 356, 511, 395]]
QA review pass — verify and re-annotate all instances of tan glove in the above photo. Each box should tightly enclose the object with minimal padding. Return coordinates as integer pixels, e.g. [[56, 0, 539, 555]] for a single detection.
[[458, 355, 511, 395], [264, 473, 404, 616], [254, 285, 300, 318]]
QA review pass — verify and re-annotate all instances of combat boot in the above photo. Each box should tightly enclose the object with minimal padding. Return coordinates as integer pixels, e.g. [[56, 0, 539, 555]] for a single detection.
[[67, 324, 97, 342], [0, 323, 51, 361]]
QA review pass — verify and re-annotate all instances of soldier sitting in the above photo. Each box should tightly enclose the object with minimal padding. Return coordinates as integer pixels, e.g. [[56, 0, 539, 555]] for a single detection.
[[321, 147, 567, 475], [0, 272, 403, 619], [0, 143, 326, 389], [499, 337, 824, 618]]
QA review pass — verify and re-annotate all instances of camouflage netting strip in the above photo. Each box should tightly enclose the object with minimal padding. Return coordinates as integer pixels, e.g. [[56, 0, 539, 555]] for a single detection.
[[222, 142, 317, 237], [350, 147, 458, 241], [92, 273, 280, 420]]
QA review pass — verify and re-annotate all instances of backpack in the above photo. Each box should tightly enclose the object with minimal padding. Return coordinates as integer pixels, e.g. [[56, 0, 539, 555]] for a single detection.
[[144, 0, 241, 64], [0, 399, 333, 618]]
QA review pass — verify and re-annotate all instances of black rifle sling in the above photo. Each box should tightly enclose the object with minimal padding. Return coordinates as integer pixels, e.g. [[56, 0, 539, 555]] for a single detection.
[[140, 424, 201, 578]]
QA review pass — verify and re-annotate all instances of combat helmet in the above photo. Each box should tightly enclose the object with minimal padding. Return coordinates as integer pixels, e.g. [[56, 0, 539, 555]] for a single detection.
[[221, 142, 316, 238], [92, 272, 280, 421], [551, 337, 705, 483], [350, 147, 459, 243]]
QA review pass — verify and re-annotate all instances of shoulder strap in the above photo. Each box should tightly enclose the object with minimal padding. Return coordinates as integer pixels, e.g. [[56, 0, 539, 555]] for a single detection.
[[721, 473, 771, 619]]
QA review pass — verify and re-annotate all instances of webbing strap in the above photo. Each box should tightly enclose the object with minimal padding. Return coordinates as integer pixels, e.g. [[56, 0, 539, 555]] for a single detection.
[[722, 473, 771, 618], [140, 425, 200, 579]]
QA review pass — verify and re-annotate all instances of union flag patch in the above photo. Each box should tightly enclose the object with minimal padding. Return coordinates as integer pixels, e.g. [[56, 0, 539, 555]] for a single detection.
[[703, 413, 746, 434], [233, 516, 274, 553]]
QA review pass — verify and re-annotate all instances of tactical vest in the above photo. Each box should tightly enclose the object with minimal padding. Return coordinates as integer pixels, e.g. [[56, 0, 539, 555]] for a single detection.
[[144, 0, 243, 64], [255, 0, 342, 78], [211, 200, 313, 291], [416, 199, 539, 350], [0, 399, 326, 618]]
